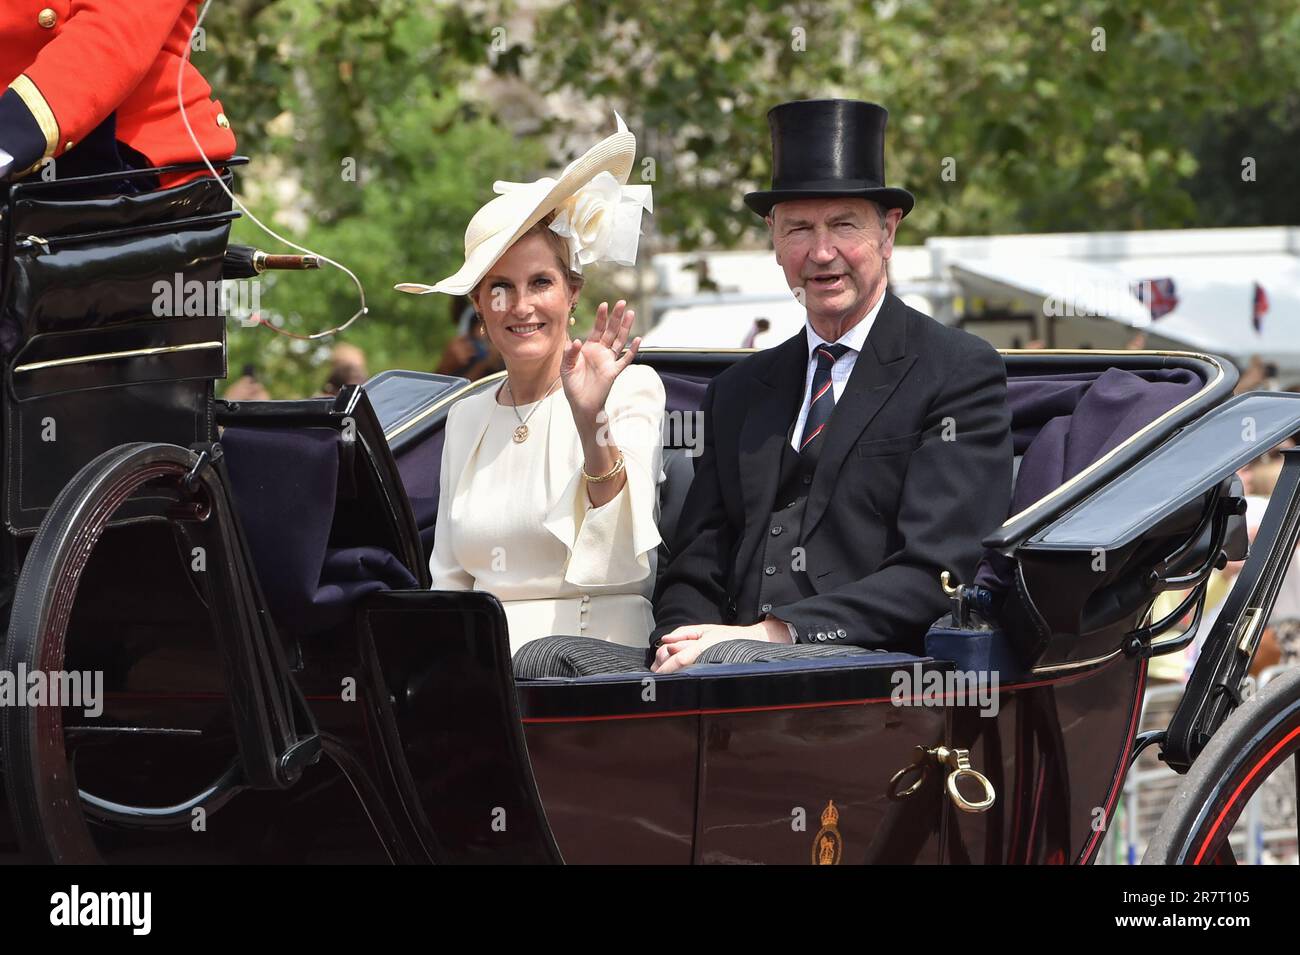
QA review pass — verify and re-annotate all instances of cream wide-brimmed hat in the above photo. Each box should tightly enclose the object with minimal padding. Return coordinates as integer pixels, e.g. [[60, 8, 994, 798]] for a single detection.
[[395, 113, 653, 298]]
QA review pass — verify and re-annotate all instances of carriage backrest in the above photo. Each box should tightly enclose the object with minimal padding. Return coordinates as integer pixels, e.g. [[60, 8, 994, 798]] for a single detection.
[[393, 354, 1231, 615], [653, 363, 1210, 577]]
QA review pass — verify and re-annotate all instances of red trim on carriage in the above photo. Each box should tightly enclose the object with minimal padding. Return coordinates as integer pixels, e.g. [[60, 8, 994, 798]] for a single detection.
[[1076, 661, 1147, 864]]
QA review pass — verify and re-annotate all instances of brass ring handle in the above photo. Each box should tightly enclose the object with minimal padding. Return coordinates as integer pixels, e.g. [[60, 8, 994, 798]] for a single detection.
[[946, 766, 996, 813], [891, 744, 997, 813], [887, 755, 929, 799]]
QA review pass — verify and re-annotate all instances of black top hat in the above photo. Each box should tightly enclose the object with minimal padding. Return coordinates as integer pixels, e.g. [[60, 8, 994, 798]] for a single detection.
[[744, 99, 914, 218]]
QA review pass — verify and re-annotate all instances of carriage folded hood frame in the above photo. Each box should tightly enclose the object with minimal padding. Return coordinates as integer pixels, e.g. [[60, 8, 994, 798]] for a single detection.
[[1023, 391, 1300, 553], [983, 350, 1236, 552]]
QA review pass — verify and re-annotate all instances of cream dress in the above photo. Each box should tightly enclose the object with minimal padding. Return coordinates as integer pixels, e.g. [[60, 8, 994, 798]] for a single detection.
[[430, 364, 666, 653]]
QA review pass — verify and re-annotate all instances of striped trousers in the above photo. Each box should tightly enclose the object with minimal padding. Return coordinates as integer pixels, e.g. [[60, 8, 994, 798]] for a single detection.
[[512, 635, 876, 679]]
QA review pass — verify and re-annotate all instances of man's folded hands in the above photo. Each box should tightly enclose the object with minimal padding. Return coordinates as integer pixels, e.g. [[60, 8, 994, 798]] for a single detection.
[[651, 617, 793, 674]]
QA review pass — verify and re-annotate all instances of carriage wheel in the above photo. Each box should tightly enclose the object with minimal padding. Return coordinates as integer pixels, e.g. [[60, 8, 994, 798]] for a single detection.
[[1143, 666, 1300, 865], [0, 442, 247, 863]]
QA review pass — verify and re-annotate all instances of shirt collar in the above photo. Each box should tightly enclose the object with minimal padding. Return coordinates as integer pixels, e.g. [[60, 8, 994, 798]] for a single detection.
[[804, 290, 886, 358]]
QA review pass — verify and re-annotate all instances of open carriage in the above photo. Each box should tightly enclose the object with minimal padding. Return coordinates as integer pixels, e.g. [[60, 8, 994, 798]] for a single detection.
[[0, 160, 1297, 865]]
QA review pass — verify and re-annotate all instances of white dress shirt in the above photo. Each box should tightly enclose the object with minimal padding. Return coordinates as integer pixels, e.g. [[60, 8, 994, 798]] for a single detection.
[[790, 292, 885, 449]]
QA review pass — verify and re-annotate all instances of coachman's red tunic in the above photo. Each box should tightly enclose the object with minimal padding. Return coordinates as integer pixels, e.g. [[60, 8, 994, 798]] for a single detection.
[[0, 1, 236, 185]]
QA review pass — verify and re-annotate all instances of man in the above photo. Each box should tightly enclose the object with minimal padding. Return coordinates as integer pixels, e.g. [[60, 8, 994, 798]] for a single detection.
[[512, 99, 1012, 679], [0, 1, 235, 185]]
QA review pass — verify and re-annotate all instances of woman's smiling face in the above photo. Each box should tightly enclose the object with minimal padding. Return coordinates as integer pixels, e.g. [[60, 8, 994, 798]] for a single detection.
[[473, 231, 578, 367]]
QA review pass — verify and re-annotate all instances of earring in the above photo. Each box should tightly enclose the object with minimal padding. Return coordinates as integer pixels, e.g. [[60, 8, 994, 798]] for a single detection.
[[569, 305, 577, 327], [569, 316, 576, 326]]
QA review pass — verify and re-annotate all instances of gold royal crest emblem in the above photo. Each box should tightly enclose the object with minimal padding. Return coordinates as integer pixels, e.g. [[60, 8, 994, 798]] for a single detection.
[[812, 800, 842, 865]]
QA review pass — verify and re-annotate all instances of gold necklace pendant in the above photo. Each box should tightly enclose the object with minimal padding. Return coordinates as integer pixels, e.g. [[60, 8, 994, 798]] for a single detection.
[[505, 374, 561, 446]]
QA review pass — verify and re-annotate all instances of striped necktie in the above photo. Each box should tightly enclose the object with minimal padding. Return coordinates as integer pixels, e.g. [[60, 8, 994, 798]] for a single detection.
[[799, 343, 851, 457]]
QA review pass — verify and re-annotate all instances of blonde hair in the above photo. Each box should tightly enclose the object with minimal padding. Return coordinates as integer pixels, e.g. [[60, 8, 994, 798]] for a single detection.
[[471, 210, 584, 303]]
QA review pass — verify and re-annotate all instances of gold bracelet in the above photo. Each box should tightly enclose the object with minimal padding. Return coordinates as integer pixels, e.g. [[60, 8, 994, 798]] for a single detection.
[[582, 452, 625, 484]]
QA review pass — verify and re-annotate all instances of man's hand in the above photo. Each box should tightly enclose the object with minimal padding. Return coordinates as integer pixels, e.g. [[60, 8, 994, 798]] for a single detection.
[[651, 618, 792, 674]]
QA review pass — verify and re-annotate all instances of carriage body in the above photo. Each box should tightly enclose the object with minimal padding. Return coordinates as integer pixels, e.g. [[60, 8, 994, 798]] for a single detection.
[[0, 164, 1295, 865]]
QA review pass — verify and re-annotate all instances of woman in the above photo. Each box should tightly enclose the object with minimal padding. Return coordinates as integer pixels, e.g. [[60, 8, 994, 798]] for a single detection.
[[396, 116, 663, 657]]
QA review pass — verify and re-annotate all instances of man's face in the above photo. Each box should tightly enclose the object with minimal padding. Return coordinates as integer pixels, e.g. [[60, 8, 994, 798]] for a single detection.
[[768, 198, 901, 332]]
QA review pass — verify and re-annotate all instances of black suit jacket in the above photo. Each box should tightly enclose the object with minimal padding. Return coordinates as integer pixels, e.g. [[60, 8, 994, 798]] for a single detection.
[[652, 292, 1013, 652]]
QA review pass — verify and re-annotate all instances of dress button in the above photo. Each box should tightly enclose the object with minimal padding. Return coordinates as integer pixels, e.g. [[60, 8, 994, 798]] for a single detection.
[[816, 632, 826, 641], [760, 603, 773, 613], [802, 475, 813, 485], [771, 525, 783, 536], [38, 9, 57, 29], [217, 113, 231, 129], [837, 628, 847, 638], [764, 565, 776, 576]]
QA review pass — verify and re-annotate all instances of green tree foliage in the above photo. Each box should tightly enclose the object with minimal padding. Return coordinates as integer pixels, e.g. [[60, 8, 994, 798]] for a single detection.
[[201, 0, 545, 396], [517, 0, 1300, 242], [196, 0, 1300, 393]]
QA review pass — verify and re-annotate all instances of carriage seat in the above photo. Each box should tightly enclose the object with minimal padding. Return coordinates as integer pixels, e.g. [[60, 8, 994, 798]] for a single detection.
[[513, 651, 944, 709], [390, 363, 1212, 675], [520, 651, 930, 683], [654, 365, 1208, 678]]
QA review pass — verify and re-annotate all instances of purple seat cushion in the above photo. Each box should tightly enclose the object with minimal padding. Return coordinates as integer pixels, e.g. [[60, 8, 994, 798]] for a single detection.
[[975, 366, 1202, 593], [223, 426, 416, 635]]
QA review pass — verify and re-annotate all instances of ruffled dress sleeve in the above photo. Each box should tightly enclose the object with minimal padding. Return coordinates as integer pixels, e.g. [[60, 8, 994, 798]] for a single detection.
[[542, 364, 666, 589]]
